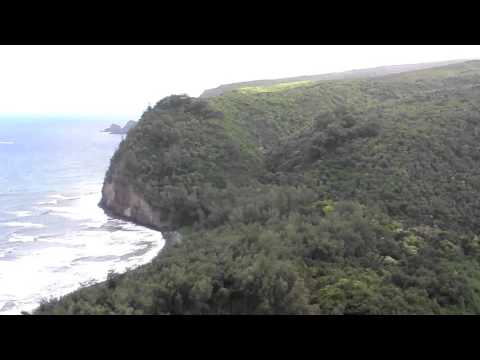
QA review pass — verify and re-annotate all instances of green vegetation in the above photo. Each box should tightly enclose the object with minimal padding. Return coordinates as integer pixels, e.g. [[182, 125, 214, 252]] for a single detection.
[[33, 60, 480, 314], [238, 80, 313, 94]]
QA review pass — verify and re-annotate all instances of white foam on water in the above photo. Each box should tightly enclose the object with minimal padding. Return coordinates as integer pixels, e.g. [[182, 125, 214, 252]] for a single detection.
[[0, 188, 165, 315], [80, 218, 107, 228], [39, 206, 91, 221], [2, 222, 45, 229], [36, 200, 58, 205], [0, 247, 16, 258], [0, 227, 165, 314], [4, 210, 33, 218], [39, 191, 105, 222], [7, 234, 37, 243], [48, 194, 80, 201]]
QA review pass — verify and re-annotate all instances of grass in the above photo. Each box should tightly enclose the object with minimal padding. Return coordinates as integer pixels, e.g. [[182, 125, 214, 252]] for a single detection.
[[237, 80, 314, 94]]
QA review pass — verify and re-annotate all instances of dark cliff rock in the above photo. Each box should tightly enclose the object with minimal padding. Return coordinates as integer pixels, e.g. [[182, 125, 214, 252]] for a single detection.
[[99, 179, 170, 231]]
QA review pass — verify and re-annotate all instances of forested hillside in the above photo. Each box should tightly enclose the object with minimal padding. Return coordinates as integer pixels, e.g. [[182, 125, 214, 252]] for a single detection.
[[34, 60, 480, 314]]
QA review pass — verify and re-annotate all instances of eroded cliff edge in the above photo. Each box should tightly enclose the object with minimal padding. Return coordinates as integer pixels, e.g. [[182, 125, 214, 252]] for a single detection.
[[100, 180, 166, 230], [99, 61, 480, 237], [98, 94, 265, 233]]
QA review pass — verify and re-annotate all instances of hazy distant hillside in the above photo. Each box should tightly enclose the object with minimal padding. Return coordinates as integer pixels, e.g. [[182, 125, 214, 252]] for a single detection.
[[200, 59, 470, 98], [35, 59, 480, 315]]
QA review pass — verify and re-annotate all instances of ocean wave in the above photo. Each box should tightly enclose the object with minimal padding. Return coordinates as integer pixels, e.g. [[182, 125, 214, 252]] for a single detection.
[[39, 206, 93, 221], [1, 222, 45, 229], [40, 192, 106, 222], [81, 219, 108, 228], [48, 194, 80, 201], [0, 225, 165, 315], [36, 200, 58, 206], [4, 210, 33, 218], [7, 234, 37, 243], [0, 182, 165, 314], [0, 247, 16, 258]]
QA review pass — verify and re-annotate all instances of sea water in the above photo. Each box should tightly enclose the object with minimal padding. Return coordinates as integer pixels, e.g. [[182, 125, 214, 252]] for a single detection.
[[0, 117, 165, 314]]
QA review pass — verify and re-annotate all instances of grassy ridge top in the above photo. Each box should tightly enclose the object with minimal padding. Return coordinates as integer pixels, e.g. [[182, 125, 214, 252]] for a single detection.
[[237, 80, 314, 94], [200, 59, 472, 98]]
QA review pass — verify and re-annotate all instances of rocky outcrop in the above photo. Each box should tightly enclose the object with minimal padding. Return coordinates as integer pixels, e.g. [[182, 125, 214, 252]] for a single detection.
[[103, 124, 123, 134], [103, 120, 137, 135], [100, 180, 169, 231], [99, 176, 184, 248]]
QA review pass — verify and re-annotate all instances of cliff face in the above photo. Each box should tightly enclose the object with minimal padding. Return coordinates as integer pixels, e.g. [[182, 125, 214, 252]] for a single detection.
[[100, 60, 480, 235], [98, 94, 264, 231], [100, 180, 166, 230]]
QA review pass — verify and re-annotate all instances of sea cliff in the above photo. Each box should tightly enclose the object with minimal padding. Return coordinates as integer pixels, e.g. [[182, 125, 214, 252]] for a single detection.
[[34, 59, 480, 314]]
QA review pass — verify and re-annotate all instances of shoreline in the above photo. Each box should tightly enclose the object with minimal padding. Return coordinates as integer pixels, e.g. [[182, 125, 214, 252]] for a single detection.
[[11, 201, 169, 316], [97, 196, 183, 246]]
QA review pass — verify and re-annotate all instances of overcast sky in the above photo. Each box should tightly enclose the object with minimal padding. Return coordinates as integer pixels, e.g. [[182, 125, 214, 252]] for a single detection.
[[1, 45, 480, 120]]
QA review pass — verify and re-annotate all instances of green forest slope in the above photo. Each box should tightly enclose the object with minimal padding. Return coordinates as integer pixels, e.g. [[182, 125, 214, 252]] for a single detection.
[[34, 60, 480, 314]]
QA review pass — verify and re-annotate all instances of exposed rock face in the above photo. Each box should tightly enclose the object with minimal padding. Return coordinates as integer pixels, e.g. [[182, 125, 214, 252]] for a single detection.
[[100, 180, 168, 230]]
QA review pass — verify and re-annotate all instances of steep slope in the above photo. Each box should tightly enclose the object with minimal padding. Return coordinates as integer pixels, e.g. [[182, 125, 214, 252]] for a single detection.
[[101, 60, 480, 233], [35, 60, 480, 315], [268, 60, 480, 233]]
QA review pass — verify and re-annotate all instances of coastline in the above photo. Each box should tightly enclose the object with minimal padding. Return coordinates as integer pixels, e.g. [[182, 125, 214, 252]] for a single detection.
[[3, 192, 168, 316], [98, 197, 182, 245], [18, 199, 180, 313]]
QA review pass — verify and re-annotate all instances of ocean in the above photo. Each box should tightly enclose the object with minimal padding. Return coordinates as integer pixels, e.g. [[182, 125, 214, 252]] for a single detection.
[[0, 117, 165, 315]]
